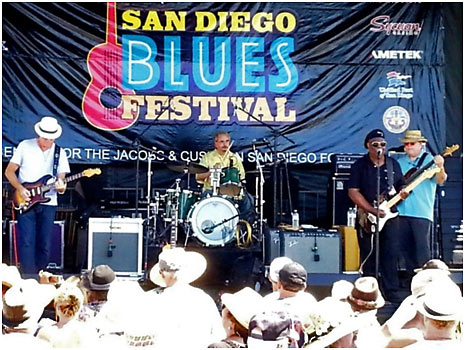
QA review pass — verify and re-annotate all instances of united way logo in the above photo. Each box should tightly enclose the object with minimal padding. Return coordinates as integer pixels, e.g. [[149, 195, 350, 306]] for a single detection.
[[379, 71, 413, 99], [383, 106, 410, 133]]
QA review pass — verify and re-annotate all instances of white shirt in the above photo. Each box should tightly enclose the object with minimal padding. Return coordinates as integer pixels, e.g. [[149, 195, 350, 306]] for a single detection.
[[10, 138, 70, 205], [265, 290, 318, 322], [147, 283, 225, 348]]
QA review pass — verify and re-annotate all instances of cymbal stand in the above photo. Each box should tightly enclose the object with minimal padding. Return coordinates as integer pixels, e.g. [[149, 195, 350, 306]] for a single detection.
[[210, 167, 221, 196], [252, 143, 265, 242]]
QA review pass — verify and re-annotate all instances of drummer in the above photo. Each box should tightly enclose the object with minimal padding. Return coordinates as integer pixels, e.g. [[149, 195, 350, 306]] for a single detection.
[[196, 131, 255, 222], [196, 131, 245, 192]]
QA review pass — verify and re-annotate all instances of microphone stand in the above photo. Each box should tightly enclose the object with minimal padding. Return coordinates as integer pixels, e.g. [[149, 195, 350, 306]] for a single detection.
[[375, 151, 381, 283]]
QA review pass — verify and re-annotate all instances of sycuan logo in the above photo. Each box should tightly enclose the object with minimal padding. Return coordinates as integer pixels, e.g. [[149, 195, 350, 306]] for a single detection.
[[371, 50, 423, 60], [369, 15, 422, 36]]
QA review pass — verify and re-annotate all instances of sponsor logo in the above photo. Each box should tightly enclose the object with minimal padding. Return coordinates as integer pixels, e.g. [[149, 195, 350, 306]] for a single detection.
[[369, 15, 422, 36], [371, 50, 423, 60], [379, 71, 413, 99], [383, 106, 410, 133]]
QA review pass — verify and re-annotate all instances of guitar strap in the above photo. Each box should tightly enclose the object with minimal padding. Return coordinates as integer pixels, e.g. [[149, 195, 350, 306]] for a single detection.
[[416, 152, 428, 169], [386, 156, 394, 192], [53, 144, 61, 177]]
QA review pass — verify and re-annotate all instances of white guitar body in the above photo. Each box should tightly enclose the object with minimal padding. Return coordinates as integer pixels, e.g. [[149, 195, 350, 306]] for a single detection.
[[366, 201, 399, 232]]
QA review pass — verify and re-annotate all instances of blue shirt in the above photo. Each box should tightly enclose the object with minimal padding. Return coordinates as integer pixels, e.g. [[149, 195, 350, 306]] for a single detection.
[[396, 152, 437, 222]]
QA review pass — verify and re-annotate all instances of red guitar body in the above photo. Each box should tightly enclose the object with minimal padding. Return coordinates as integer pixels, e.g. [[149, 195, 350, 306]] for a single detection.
[[82, 2, 136, 131]]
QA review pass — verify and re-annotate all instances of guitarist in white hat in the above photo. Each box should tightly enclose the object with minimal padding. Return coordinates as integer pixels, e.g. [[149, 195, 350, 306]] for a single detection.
[[5, 116, 70, 274], [396, 130, 448, 287]]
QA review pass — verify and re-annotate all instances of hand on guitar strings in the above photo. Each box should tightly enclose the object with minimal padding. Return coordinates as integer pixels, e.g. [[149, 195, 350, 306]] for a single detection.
[[55, 178, 66, 194]]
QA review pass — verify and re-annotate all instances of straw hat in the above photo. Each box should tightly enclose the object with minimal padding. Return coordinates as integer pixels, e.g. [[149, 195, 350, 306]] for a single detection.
[[399, 130, 428, 143], [221, 287, 264, 329], [416, 280, 463, 321], [149, 248, 207, 287], [34, 116, 62, 139]]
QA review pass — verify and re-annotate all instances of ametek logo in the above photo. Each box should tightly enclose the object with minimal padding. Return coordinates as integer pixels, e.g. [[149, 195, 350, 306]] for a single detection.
[[372, 50, 423, 60]]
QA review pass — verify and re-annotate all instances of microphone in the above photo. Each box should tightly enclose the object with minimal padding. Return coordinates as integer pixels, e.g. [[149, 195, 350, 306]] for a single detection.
[[201, 220, 215, 234], [377, 148, 383, 157], [107, 238, 114, 257]]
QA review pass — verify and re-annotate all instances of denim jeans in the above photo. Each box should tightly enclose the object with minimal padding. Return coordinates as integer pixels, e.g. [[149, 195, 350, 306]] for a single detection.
[[16, 204, 57, 274]]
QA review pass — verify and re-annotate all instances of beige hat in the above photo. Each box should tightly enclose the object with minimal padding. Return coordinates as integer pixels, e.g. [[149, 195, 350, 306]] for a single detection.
[[268, 257, 293, 283], [149, 247, 207, 287], [1, 263, 22, 288], [399, 130, 428, 143], [221, 287, 264, 329]]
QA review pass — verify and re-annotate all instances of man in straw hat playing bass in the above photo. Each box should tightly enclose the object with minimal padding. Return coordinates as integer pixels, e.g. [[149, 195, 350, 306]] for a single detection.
[[5, 116, 70, 274], [396, 130, 447, 288]]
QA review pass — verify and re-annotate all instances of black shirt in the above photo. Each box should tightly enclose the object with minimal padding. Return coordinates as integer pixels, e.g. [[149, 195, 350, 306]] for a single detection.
[[348, 154, 406, 205]]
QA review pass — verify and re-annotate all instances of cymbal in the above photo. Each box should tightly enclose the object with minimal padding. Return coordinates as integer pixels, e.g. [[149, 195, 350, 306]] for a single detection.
[[167, 161, 208, 174], [246, 169, 271, 175]]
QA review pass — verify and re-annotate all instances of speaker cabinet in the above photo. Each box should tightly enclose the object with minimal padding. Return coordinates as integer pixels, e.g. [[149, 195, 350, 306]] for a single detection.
[[267, 228, 341, 273], [88, 218, 143, 276], [9, 220, 64, 269], [329, 176, 352, 227]]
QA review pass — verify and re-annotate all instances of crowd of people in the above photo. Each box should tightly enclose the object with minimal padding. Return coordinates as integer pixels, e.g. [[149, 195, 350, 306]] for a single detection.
[[2, 250, 463, 348]]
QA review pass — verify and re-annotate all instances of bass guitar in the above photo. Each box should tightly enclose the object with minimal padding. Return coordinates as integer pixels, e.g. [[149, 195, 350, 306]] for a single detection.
[[13, 168, 101, 214], [358, 167, 441, 233], [404, 144, 459, 184]]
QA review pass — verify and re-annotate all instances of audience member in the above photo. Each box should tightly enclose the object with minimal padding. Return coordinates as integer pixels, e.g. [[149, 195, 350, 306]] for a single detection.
[[2, 263, 22, 297], [209, 286, 263, 348], [266, 262, 317, 323], [330, 280, 354, 302], [147, 247, 225, 347], [78, 264, 116, 323], [265, 257, 293, 297], [404, 279, 463, 348], [248, 310, 303, 348], [304, 297, 369, 348], [2, 278, 56, 335]]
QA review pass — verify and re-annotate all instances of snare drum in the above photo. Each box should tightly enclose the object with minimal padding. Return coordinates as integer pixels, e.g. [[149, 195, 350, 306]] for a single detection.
[[220, 167, 242, 197], [165, 189, 200, 220], [187, 196, 239, 247]]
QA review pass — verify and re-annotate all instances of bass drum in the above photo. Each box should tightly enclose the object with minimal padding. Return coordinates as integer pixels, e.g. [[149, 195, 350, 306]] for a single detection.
[[187, 196, 239, 247]]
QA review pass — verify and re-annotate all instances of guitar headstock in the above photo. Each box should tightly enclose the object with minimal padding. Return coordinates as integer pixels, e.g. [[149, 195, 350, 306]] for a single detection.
[[83, 168, 102, 177], [443, 144, 460, 157]]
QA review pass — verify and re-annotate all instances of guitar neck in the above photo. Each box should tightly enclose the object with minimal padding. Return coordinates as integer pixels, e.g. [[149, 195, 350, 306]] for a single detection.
[[106, 2, 117, 45], [386, 168, 440, 209], [42, 172, 86, 192]]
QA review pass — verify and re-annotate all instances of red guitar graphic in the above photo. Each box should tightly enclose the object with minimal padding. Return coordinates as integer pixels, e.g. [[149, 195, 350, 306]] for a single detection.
[[82, 2, 137, 131]]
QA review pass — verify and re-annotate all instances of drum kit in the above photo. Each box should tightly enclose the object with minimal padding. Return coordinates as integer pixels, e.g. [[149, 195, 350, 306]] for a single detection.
[[147, 160, 261, 248]]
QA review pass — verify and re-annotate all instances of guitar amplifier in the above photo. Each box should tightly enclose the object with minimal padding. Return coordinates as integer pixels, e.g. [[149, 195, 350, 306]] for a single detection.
[[266, 228, 342, 274], [88, 217, 143, 276], [330, 154, 363, 176], [9, 220, 64, 270]]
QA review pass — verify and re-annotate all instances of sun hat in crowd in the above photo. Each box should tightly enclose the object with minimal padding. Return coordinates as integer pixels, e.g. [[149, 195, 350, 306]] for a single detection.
[[347, 276, 385, 311], [149, 247, 207, 287], [34, 116, 62, 139], [304, 297, 369, 349], [248, 310, 299, 348], [416, 279, 463, 322], [268, 257, 293, 283], [3, 278, 57, 331], [1, 263, 21, 289], [331, 280, 354, 301], [413, 258, 450, 274], [410, 269, 452, 298], [399, 130, 428, 144], [364, 129, 385, 148], [221, 287, 264, 329], [278, 262, 307, 289], [82, 264, 116, 291]]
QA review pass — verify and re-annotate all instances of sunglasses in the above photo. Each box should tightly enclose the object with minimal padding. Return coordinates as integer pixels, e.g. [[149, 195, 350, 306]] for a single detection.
[[370, 141, 386, 148], [403, 142, 418, 146]]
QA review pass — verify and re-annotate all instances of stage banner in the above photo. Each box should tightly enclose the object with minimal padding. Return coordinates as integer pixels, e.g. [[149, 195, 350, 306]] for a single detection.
[[2, 2, 446, 165]]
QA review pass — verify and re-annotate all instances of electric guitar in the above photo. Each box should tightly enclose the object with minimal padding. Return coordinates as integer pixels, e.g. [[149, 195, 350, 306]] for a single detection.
[[82, 2, 136, 131], [404, 144, 459, 184], [13, 168, 101, 214], [358, 167, 441, 233]]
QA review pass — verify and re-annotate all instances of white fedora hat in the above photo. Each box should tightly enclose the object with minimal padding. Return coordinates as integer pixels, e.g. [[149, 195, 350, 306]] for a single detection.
[[221, 287, 264, 329], [149, 248, 207, 287], [34, 116, 62, 139]]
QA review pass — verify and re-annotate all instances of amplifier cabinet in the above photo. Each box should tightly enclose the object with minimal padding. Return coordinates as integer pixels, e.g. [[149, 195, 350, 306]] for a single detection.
[[88, 217, 143, 276], [9, 220, 64, 270], [267, 228, 341, 274]]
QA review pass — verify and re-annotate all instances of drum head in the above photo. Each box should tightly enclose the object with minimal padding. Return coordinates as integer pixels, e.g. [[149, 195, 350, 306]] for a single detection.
[[188, 196, 239, 247]]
